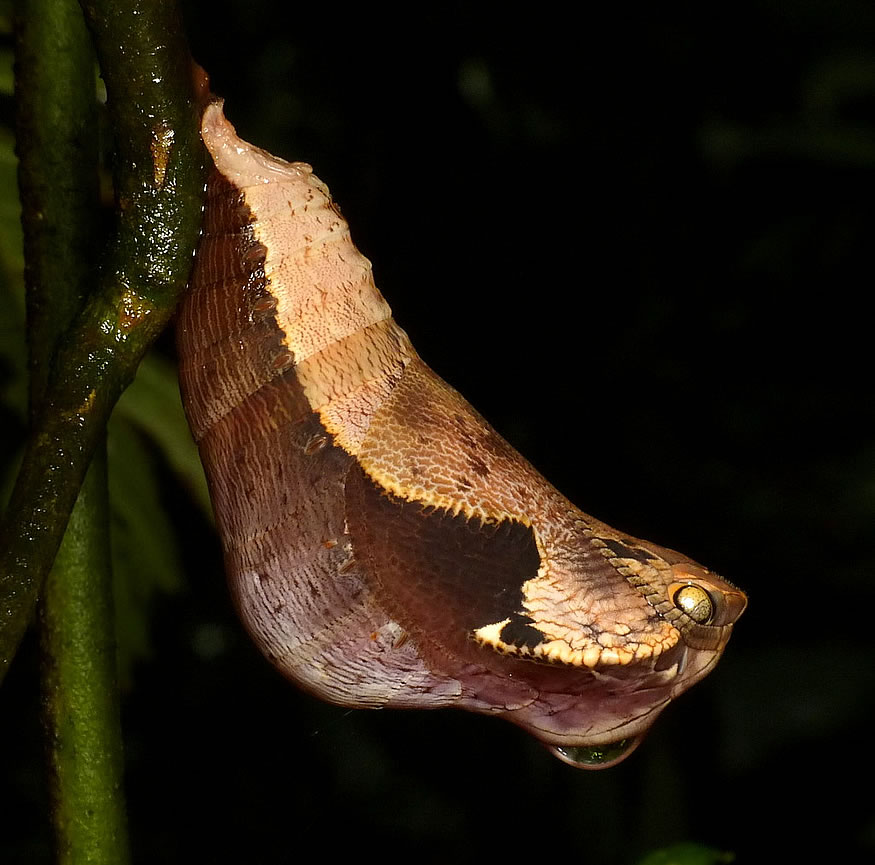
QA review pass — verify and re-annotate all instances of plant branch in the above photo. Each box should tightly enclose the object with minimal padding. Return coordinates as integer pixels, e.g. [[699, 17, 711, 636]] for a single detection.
[[0, 0, 206, 685], [15, 0, 100, 415], [40, 454, 130, 865], [15, 0, 132, 860]]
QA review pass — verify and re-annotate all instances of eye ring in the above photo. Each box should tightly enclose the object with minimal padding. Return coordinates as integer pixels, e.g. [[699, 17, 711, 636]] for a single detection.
[[672, 584, 715, 625]]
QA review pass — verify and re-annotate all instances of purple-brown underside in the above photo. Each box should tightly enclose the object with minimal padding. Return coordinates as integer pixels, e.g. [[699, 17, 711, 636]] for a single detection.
[[178, 171, 464, 707]]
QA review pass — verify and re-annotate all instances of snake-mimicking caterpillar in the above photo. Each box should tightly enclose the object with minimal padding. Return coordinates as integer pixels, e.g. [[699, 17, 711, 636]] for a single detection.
[[176, 100, 747, 769]]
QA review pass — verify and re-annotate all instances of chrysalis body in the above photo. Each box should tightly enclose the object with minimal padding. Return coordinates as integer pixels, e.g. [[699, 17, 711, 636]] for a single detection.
[[177, 102, 746, 768]]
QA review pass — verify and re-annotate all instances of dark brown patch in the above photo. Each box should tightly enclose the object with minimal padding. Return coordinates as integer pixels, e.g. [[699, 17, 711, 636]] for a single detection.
[[178, 168, 291, 440], [344, 463, 541, 661], [601, 538, 658, 564], [467, 454, 490, 478]]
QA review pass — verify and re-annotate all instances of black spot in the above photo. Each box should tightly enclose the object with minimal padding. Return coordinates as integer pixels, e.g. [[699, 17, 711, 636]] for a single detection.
[[602, 538, 656, 564], [500, 614, 545, 650]]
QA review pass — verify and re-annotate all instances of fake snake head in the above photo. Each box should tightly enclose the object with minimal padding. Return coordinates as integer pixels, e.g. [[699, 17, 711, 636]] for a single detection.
[[177, 101, 747, 771], [341, 363, 747, 767], [466, 523, 748, 768]]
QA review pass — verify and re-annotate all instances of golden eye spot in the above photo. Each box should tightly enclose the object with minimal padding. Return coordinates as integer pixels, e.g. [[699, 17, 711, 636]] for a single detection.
[[673, 584, 714, 624]]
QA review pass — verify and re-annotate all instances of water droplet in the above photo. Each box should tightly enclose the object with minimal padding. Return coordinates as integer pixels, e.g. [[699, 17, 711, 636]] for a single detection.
[[549, 737, 640, 769]]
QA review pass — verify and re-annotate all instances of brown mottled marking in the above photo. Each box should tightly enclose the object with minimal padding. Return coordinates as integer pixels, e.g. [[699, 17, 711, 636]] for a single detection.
[[176, 101, 747, 768], [150, 121, 174, 188]]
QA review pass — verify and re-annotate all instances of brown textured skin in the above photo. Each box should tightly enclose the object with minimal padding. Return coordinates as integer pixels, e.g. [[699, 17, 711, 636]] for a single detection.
[[177, 101, 747, 766]]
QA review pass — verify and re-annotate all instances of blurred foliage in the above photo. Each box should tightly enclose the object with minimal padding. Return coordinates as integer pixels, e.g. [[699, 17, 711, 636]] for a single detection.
[[636, 843, 733, 865], [108, 366, 210, 687], [2, 1, 875, 863]]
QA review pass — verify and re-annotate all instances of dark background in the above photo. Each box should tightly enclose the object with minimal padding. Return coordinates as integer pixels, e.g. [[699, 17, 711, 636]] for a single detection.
[[4, 1, 875, 862]]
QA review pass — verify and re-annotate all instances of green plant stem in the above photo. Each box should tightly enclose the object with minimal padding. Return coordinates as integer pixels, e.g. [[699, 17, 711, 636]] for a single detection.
[[15, 0, 131, 861], [15, 0, 100, 416], [0, 0, 206, 684], [40, 453, 130, 865]]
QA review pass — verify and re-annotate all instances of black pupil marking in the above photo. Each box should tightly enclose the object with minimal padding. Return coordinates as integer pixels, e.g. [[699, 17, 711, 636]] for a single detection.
[[499, 614, 544, 650]]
